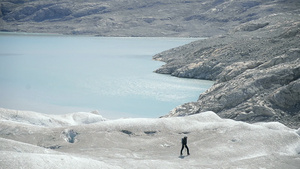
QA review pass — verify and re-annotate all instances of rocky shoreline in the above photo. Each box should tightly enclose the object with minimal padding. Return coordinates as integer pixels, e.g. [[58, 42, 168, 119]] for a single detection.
[[154, 13, 300, 128], [1, 0, 300, 128]]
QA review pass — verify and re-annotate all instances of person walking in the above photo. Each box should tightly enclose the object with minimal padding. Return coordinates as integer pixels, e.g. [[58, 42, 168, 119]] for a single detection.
[[180, 136, 190, 156]]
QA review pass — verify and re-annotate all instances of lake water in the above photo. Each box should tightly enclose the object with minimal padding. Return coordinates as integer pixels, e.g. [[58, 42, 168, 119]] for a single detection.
[[0, 33, 213, 119]]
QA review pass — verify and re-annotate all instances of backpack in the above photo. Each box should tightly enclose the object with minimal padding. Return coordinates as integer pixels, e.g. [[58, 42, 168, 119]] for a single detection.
[[182, 137, 187, 144]]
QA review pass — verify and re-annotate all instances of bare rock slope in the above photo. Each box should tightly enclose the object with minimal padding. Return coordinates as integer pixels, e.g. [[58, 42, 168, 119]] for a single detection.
[[1, 0, 299, 37], [155, 12, 300, 128]]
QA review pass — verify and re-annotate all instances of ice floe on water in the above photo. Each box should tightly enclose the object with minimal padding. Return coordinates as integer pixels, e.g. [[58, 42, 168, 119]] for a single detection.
[[0, 108, 299, 168]]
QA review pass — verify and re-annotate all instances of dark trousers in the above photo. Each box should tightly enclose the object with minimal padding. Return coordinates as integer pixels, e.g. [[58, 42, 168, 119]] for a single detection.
[[180, 144, 189, 155]]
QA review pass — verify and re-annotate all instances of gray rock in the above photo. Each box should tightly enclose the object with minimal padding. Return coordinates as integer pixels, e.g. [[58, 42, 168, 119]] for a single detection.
[[234, 22, 269, 32], [155, 13, 300, 128], [270, 79, 300, 111], [1, 0, 299, 37], [32, 5, 72, 22], [217, 61, 263, 82]]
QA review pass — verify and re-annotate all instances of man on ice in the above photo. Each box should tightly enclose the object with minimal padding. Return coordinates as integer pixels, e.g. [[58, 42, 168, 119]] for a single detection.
[[180, 136, 190, 156]]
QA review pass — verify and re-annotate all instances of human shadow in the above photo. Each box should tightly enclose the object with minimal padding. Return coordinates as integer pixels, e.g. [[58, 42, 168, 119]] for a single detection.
[[178, 155, 186, 159]]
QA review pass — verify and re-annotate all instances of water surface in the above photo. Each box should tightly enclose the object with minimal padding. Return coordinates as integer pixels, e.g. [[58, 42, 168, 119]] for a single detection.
[[0, 33, 213, 118]]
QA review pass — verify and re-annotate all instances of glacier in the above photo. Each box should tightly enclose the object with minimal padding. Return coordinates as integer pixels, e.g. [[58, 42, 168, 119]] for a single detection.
[[0, 108, 299, 169]]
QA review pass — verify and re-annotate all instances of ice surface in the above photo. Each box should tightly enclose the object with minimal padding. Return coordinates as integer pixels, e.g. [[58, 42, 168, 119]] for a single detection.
[[0, 108, 299, 169], [0, 138, 120, 169], [0, 108, 106, 127]]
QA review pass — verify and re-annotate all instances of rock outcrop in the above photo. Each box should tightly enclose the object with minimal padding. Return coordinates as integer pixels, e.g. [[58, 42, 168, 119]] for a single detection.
[[155, 13, 300, 128], [1, 0, 299, 37]]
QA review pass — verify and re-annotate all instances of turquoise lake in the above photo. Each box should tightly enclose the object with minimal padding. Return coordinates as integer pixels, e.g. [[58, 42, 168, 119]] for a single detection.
[[0, 33, 213, 119]]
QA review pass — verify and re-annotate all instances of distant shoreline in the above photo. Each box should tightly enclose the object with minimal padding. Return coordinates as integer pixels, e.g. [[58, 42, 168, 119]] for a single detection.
[[0, 31, 206, 40]]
